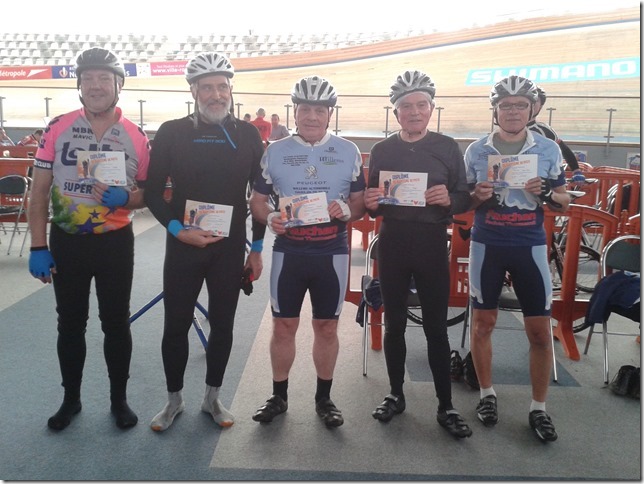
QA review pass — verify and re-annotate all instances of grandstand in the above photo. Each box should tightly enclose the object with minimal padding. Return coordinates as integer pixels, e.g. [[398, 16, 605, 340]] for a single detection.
[[0, 31, 427, 66], [0, 5, 639, 163]]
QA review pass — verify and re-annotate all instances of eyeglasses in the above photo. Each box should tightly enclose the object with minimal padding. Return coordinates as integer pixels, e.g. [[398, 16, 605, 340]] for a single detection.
[[497, 102, 530, 111]]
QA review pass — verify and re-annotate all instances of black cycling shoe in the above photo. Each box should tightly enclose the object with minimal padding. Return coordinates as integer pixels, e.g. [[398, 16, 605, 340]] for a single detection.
[[252, 395, 288, 423], [372, 394, 406, 423], [315, 397, 344, 428], [437, 410, 472, 439], [529, 410, 558, 442], [450, 350, 464, 382], [476, 395, 498, 426]]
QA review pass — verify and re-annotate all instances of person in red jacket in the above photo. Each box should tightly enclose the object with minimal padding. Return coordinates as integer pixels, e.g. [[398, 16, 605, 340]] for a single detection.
[[251, 108, 271, 146]]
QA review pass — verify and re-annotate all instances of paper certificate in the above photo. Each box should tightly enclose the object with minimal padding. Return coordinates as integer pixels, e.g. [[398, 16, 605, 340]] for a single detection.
[[487, 154, 538, 189], [183, 200, 233, 237], [77, 151, 127, 186], [378, 171, 427, 206], [279, 192, 330, 228]]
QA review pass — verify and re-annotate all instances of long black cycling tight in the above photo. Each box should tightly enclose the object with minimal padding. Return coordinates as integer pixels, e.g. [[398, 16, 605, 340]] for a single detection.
[[377, 218, 453, 411]]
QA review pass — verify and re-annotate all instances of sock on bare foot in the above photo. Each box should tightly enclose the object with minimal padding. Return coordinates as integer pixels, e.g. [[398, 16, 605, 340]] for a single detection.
[[201, 385, 234, 427], [150, 391, 184, 432]]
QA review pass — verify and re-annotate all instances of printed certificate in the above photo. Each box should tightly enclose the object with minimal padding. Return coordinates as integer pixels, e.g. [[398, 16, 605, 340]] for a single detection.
[[378, 171, 427, 206], [183, 200, 233, 237], [279, 192, 330, 228], [77, 151, 127, 186], [487, 154, 537, 189]]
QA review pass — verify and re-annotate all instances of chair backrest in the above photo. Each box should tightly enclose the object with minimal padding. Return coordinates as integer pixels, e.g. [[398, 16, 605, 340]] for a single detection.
[[0, 174, 28, 196], [601, 235, 641, 277]]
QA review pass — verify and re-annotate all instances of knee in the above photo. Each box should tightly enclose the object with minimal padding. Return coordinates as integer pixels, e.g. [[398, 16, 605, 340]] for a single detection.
[[313, 319, 338, 341], [472, 313, 496, 340], [272, 319, 298, 343]]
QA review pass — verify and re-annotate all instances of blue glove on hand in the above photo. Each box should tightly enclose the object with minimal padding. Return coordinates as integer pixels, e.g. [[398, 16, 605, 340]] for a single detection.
[[101, 186, 129, 208], [571, 170, 586, 183], [29, 248, 55, 278]]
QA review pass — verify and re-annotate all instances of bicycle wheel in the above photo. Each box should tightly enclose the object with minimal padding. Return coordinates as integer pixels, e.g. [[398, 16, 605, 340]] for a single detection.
[[406, 305, 466, 327], [549, 245, 601, 293]]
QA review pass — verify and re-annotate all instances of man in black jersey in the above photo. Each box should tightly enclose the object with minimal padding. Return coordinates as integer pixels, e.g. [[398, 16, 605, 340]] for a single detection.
[[528, 86, 586, 182], [364, 70, 473, 438], [144, 52, 266, 432]]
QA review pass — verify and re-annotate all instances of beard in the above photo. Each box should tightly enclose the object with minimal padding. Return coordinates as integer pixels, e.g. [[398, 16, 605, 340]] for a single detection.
[[198, 98, 231, 125]]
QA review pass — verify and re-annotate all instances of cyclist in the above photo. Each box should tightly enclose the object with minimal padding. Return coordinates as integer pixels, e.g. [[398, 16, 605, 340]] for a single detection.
[[364, 70, 472, 438], [249, 75, 366, 428], [464, 75, 570, 442], [144, 52, 266, 431], [528, 86, 586, 182], [28, 47, 150, 430]]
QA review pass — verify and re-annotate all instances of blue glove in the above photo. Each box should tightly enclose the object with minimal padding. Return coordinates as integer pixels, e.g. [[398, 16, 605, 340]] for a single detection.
[[571, 170, 586, 183], [101, 186, 130, 208], [29, 247, 55, 278]]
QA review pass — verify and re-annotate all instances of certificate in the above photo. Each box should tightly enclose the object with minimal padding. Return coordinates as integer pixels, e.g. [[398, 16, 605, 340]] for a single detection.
[[183, 199, 233, 237], [378, 170, 427, 206], [487, 154, 537, 189], [77, 151, 127, 186], [279, 192, 330, 228]]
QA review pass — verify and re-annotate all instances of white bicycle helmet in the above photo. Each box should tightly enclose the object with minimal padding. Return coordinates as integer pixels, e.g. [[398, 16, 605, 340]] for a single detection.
[[291, 76, 337, 107], [75, 47, 125, 88], [389, 70, 436, 104], [490, 75, 538, 105], [185, 52, 234, 84]]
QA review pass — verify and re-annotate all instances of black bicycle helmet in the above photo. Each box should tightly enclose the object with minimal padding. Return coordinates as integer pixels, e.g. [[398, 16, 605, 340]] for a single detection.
[[389, 70, 436, 104], [185, 52, 234, 84], [536, 86, 547, 105], [75, 47, 125, 88], [489, 75, 538, 105], [291, 76, 337, 107]]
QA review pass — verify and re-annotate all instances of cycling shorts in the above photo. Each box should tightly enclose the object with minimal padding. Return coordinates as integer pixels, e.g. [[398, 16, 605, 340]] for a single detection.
[[269, 251, 349, 319], [469, 241, 552, 316]]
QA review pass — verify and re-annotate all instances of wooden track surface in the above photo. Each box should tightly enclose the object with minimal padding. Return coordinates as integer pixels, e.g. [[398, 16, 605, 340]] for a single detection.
[[0, 7, 639, 140]]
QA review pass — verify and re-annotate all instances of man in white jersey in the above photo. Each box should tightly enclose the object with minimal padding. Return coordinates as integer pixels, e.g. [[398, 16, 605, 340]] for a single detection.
[[464, 75, 569, 443], [249, 75, 366, 427], [28, 47, 150, 431]]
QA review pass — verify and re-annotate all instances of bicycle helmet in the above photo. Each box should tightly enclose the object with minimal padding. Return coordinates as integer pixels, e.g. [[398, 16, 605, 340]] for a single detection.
[[75, 47, 125, 87], [389, 70, 436, 105], [536, 86, 547, 105], [291, 76, 337, 107], [489, 75, 538, 105], [185, 52, 234, 84]]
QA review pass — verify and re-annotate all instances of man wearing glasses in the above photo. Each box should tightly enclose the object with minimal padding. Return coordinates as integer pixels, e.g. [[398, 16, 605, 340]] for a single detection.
[[463, 75, 569, 443]]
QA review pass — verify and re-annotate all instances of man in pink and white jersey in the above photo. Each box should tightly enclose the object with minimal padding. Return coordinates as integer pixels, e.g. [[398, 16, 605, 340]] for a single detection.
[[28, 47, 150, 431]]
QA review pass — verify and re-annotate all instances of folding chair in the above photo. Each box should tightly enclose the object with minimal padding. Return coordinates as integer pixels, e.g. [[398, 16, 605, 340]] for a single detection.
[[583, 234, 641, 383], [0, 174, 30, 255]]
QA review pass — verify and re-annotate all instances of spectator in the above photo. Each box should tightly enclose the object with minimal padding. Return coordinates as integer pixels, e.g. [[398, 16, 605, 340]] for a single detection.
[[464, 75, 570, 443], [17, 129, 43, 146], [144, 52, 266, 432], [251, 108, 272, 145], [249, 75, 366, 428], [0, 127, 15, 146], [528, 86, 585, 182], [364, 70, 472, 439], [27, 47, 150, 431], [243, 113, 252, 122], [268, 113, 290, 141]]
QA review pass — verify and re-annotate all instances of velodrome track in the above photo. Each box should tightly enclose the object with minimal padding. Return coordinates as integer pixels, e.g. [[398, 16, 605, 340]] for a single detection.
[[0, 7, 639, 141]]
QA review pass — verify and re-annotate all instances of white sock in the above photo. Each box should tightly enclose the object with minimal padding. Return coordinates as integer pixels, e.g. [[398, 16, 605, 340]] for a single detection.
[[201, 385, 234, 428], [480, 386, 496, 399], [530, 399, 546, 413], [150, 391, 185, 432]]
